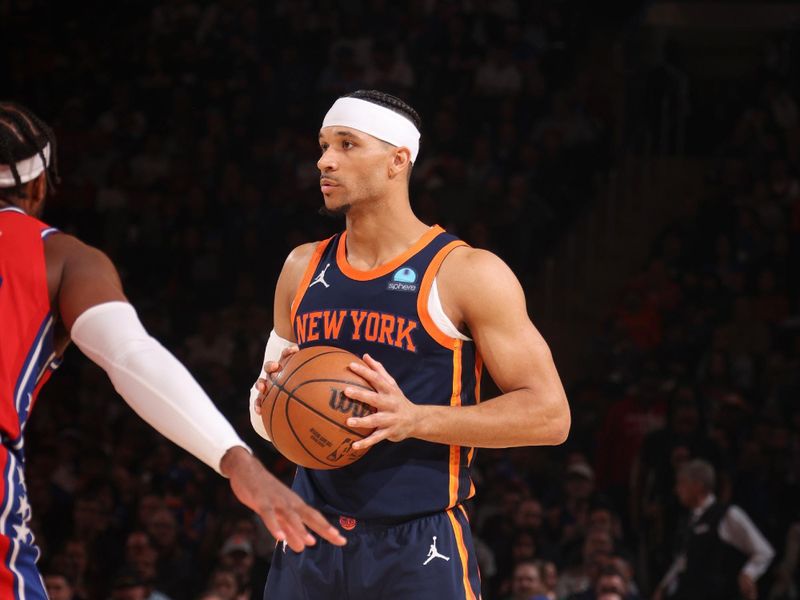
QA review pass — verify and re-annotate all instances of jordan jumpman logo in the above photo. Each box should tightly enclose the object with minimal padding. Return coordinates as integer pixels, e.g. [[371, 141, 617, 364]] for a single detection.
[[423, 536, 450, 565], [309, 263, 331, 288]]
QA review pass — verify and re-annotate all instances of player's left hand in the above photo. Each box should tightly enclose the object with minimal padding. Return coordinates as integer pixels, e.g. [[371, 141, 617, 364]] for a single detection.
[[344, 353, 422, 450]]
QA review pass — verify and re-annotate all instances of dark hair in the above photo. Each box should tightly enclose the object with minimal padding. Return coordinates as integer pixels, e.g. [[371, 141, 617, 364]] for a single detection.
[[41, 567, 75, 587], [0, 101, 59, 200], [343, 90, 422, 132]]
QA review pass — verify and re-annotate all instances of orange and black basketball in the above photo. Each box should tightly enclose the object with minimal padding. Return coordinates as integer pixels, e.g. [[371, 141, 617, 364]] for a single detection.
[[261, 346, 376, 470]]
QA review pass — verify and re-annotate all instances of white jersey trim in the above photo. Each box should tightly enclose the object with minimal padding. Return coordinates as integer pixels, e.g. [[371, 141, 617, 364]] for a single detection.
[[430, 278, 471, 341]]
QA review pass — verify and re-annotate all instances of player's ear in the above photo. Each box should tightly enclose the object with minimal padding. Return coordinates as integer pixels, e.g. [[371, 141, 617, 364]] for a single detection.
[[389, 147, 412, 180], [33, 173, 47, 202]]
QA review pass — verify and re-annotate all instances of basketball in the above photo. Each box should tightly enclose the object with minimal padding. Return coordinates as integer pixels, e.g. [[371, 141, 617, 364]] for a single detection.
[[261, 346, 377, 470]]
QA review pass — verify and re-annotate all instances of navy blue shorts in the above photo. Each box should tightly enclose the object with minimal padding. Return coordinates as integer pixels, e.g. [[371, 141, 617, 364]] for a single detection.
[[264, 506, 481, 600]]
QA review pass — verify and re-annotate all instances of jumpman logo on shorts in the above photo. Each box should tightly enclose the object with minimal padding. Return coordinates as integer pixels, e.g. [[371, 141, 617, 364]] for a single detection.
[[309, 263, 331, 289], [423, 536, 450, 565]]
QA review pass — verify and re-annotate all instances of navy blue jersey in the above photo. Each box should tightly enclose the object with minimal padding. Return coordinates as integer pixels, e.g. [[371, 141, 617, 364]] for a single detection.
[[289, 225, 482, 520]]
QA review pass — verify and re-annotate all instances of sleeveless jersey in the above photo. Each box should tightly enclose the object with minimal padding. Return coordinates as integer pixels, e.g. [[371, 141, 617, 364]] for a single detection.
[[290, 225, 482, 520], [0, 206, 60, 596]]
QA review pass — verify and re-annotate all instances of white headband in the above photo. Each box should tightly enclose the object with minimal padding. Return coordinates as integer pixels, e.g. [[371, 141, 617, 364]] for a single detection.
[[0, 143, 51, 188], [322, 97, 420, 162]]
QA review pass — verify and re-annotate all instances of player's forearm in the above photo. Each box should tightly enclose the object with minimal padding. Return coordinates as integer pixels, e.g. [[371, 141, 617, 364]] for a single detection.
[[71, 301, 249, 474], [412, 388, 570, 448]]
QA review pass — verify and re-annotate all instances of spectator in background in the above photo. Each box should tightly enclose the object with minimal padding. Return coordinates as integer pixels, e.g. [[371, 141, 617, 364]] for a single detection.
[[535, 559, 559, 600], [654, 460, 774, 600], [595, 364, 668, 517], [123, 531, 170, 599], [363, 40, 415, 95], [633, 386, 722, 582], [557, 527, 615, 598], [505, 560, 549, 600], [475, 46, 522, 97], [110, 568, 150, 600], [216, 534, 264, 599], [557, 460, 597, 553], [146, 508, 194, 599], [204, 568, 240, 600], [49, 539, 90, 600], [769, 520, 800, 600], [593, 565, 641, 600], [43, 569, 75, 600]]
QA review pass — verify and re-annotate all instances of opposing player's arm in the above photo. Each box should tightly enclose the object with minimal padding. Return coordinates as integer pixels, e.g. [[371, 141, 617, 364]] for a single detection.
[[47, 233, 127, 329], [346, 247, 570, 449], [46, 234, 345, 550]]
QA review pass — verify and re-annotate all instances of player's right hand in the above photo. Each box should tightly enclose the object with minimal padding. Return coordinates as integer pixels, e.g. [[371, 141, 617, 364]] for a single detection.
[[253, 345, 299, 414], [222, 446, 346, 550]]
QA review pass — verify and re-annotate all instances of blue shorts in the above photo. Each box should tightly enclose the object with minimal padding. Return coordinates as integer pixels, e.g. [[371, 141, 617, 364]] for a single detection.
[[264, 506, 481, 600]]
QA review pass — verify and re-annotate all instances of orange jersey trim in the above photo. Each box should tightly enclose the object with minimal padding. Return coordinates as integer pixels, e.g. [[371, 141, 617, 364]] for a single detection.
[[448, 340, 463, 508], [335, 225, 444, 281], [447, 509, 478, 600], [466, 352, 482, 496], [290, 237, 334, 324], [417, 240, 469, 349]]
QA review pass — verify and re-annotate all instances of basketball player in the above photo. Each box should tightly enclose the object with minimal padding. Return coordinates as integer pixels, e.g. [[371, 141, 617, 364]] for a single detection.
[[0, 102, 345, 598], [250, 90, 571, 599]]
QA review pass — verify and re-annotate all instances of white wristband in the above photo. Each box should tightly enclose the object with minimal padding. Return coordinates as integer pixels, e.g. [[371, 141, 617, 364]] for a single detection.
[[250, 329, 295, 441]]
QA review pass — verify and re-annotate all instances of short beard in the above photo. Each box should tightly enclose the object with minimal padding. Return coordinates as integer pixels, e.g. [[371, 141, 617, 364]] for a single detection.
[[318, 203, 351, 218]]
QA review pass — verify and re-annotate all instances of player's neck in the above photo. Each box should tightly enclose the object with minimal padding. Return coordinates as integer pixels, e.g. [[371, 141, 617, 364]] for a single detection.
[[343, 202, 430, 269], [0, 198, 36, 215], [0, 199, 22, 212]]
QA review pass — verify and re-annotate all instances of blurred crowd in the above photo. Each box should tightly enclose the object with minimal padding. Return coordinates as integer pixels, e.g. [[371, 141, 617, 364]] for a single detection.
[[2, 0, 798, 599]]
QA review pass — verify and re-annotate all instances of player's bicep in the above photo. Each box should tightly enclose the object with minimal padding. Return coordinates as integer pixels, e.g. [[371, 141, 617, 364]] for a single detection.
[[457, 251, 562, 396], [57, 238, 127, 332]]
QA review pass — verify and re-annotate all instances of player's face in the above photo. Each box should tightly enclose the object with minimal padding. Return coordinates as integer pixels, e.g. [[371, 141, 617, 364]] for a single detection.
[[317, 127, 395, 212]]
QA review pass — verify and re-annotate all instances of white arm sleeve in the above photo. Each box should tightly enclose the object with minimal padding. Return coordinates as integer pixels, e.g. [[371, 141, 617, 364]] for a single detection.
[[70, 301, 249, 475], [249, 330, 295, 441]]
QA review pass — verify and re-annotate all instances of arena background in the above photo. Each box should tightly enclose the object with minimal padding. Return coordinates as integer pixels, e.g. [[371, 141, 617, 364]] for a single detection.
[[3, 1, 799, 598]]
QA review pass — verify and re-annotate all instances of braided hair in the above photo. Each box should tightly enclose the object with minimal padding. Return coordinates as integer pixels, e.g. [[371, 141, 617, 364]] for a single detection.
[[344, 88, 421, 130], [0, 102, 59, 201], [343, 90, 421, 175]]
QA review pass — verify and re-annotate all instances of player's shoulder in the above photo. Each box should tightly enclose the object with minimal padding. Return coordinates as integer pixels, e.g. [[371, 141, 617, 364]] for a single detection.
[[437, 246, 524, 315], [439, 246, 518, 288], [44, 230, 112, 266], [283, 241, 324, 276], [279, 239, 334, 295]]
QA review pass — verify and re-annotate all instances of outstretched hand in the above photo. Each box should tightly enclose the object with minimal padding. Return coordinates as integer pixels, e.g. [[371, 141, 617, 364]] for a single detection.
[[343, 353, 423, 450], [221, 446, 346, 551]]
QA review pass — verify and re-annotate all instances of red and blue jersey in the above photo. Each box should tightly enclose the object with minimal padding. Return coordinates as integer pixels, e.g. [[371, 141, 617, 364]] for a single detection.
[[0, 206, 60, 598], [290, 225, 482, 521]]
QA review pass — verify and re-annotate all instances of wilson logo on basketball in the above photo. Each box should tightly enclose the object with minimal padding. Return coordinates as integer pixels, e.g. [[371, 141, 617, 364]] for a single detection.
[[339, 516, 357, 531], [328, 389, 372, 419]]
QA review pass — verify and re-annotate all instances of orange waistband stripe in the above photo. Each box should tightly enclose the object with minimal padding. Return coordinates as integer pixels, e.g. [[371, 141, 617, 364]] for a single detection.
[[447, 509, 478, 600]]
